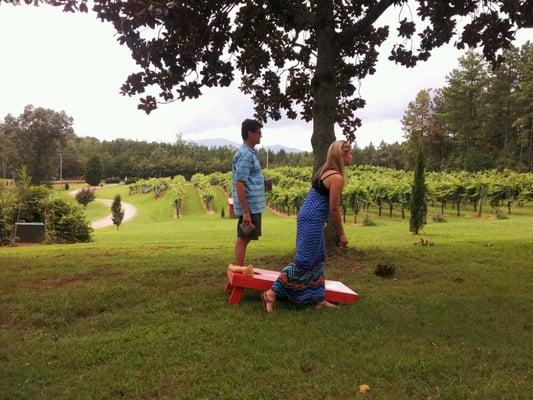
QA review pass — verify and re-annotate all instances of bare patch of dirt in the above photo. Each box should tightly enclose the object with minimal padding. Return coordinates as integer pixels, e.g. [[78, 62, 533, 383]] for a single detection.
[[146, 245, 174, 250], [255, 254, 293, 270], [35, 270, 125, 291]]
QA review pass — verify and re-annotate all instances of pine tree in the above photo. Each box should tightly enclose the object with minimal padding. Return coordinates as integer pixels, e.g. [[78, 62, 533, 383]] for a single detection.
[[409, 147, 427, 234], [401, 89, 448, 170], [111, 195, 124, 230], [442, 52, 488, 170], [84, 155, 103, 186]]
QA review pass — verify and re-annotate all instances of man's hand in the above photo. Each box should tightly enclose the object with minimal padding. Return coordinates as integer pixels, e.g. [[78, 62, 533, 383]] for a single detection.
[[242, 210, 252, 225]]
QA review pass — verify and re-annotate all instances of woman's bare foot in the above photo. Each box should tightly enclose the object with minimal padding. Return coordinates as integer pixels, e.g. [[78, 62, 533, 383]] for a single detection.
[[316, 300, 339, 309], [261, 289, 276, 313]]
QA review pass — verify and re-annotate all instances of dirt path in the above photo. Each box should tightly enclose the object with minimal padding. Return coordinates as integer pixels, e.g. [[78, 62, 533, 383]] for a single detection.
[[69, 186, 137, 229]]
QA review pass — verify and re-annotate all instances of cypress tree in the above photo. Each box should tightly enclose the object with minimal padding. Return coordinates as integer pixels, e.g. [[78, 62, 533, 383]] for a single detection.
[[84, 156, 103, 186], [111, 194, 125, 230], [410, 147, 427, 234]]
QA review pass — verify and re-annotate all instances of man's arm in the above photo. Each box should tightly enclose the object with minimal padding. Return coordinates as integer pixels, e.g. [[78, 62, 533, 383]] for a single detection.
[[235, 180, 252, 224]]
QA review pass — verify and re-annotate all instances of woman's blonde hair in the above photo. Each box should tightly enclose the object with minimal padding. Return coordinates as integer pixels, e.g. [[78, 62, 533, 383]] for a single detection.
[[314, 140, 352, 179]]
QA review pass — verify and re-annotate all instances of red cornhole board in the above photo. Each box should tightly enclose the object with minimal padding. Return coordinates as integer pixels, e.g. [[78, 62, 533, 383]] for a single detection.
[[225, 267, 359, 305]]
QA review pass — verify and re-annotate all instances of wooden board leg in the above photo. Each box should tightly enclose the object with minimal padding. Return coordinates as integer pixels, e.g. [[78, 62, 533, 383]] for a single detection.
[[228, 286, 244, 305], [224, 281, 232, 293]]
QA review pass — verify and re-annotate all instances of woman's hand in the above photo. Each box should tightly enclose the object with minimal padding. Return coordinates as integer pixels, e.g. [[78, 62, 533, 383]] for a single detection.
[[338, 233, 348, 247]]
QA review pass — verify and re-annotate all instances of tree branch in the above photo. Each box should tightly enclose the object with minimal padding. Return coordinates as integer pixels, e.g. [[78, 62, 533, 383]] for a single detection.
[[337, 0, 395, 43]]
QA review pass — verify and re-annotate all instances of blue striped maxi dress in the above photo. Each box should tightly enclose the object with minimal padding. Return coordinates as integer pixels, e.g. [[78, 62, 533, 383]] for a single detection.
[[271, 184, 330, 305]]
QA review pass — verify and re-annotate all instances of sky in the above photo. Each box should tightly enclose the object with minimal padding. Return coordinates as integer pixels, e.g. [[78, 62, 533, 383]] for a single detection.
[[0, 4, 532, 152]]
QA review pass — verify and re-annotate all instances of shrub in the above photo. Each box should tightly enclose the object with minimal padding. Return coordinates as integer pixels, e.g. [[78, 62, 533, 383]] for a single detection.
[[104, 177, 121, 184], [124, 177, 139, 184], [64, 182, 70, 190], [362, 214, 376, 226], [13, 167, 49, 224], [410, 147, 427, 234], [111, 195, 125, 230], [84, 155, 103, 186], [495, 208, 508, 219], [46, 198, 92, 243], [0, 187, 17, 245], [17, 185, 49, 223], [75, 188, 95, 207], [431, 213, 446, 223]]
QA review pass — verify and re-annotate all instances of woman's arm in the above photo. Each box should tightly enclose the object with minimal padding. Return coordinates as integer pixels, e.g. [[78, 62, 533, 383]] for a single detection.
[[326, 174, 348, 246]]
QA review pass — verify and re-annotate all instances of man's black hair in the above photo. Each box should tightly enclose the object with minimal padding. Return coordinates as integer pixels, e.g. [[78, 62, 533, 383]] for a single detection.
[[241, 119, 263, 141]]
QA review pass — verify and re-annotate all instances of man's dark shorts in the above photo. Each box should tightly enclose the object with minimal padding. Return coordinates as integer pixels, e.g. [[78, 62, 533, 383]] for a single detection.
[[237, 213, 262, 240]]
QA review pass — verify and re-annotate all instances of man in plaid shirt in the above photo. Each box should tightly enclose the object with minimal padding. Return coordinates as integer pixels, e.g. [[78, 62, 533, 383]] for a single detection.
[[232, 119, 265, 267]]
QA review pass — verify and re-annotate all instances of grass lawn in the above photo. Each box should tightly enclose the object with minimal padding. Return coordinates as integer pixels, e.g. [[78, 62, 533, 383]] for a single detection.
[[211, 186, 228, 218], [51, 184, 111, 222], [1, 184, 532, 399], [84, 200, 111, 222]]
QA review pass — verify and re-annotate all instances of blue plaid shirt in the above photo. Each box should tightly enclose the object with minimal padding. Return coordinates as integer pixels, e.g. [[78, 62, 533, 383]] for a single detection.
[[232, 144, 265, 215]]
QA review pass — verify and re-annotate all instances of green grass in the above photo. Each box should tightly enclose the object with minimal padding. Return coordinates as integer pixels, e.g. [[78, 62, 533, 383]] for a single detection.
[[211, 186, 227, 217], [84, 200, 111, 222], [51, 183, 110, 222], [1, 184, 532, 399]]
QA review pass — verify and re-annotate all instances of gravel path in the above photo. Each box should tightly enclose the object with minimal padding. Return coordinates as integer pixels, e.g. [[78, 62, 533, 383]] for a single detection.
[[69, 187, 137, 229]]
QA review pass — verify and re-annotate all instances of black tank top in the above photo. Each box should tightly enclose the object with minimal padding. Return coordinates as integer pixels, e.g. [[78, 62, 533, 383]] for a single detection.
[[312, 171, 340, 196]]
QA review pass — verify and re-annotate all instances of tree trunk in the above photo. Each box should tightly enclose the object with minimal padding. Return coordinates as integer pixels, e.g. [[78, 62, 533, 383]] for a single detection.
[[312, 0, 338, 250], [311, 0, 337, 171]]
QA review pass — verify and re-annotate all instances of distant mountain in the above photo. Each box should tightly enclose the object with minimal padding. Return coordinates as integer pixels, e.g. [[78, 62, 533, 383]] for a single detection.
[[265, 144, 303, 154], [192, 138, 304, 153], [193, 138, 239, 148]]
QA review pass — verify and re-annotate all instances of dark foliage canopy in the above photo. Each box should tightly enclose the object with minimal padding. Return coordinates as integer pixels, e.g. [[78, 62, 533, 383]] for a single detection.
[[111, 194, 124, 229], [409, 146, 427, 234], [84, 155, 103, 186], [3, 0, 532, 164]]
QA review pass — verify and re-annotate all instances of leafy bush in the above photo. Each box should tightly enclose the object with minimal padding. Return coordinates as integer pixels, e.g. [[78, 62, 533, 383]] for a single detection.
[[18, 185, 50, 223], [124, 177, 139, 184], [431, 213, 446, 223], [0, 187, 17, 245], [111, 195, 124, 229], [75, 188, 95, 207], [46, 198, 92, 243], [495, 208, 509, 219], [84, 155, 103, 186], [64, 183, 70, 190], [362, 214, 376, 226], [410, 148, 427, 234], [105, 177, 121, 184]]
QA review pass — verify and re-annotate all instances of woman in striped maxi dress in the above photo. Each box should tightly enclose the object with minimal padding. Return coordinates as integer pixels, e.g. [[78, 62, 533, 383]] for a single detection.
[[261, 140, 352, 312]]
